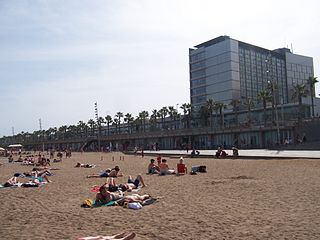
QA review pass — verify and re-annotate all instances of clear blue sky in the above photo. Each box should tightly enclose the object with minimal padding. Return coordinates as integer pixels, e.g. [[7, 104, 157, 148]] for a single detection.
[[1, 0, 319, 137]]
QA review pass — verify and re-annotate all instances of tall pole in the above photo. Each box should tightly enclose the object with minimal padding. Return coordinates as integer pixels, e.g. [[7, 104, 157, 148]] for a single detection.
[[266, 53, 280, 145], [94, 102, 101, 152], [39, 118, 44, 152], [273, 85, 280, 144]]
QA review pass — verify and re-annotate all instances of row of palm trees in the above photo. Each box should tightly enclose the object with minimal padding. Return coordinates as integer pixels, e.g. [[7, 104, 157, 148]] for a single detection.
[[0, 77, 317, 146]]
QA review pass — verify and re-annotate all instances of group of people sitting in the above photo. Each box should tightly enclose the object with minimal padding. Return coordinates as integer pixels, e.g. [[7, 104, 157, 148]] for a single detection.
[[147, 156, 187, 175], [8, 153, 60, 167], [215, 146, 239, 158]]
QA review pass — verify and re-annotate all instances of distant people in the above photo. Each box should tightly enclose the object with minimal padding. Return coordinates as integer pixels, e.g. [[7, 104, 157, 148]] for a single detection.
[[156, 154, 162, 166], [190, 149, 200, 158], [302, 133, 306, 142], [220, 149, 228, 158], [215, 147, 222, 158], [75, 163, 96, 168], [215, 146, 228, 158], [15, 155, 23, 162], [148, 159, 160, 174], [8, 155, 14, 163], [232, 147, 239, 158], [57, 152, 63, 160]]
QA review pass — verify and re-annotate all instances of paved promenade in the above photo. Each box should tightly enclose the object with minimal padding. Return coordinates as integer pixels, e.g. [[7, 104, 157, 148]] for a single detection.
[[144, 149, 320, 159]]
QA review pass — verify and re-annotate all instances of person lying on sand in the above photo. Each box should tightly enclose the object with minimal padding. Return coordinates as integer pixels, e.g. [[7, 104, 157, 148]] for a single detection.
[[75, 162, 96, 168], [23, 168, 52, 183], [98, 174, 146, 193], [3, 173, 20, 187], [87, 166, 123, 178], [118, 175, 147, 191], [147, 159, 160, 174], [95, 185, 124, 205], [78, 231, 136, 240], [95, 185, 150, 206]]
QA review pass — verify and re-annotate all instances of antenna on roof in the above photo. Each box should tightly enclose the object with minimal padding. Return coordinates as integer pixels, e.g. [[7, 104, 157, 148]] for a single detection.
[[291, 43, 293, 53]]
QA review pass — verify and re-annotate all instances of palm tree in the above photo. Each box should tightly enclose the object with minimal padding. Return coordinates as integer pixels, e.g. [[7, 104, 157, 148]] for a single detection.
[[124, 113, 134, 133], [292, 83, 308, 123], [87, 119, 96, 136], [97, 117, 105, 137], [205, 99, 215, 128], [58, 125, 68, 139], [114, 112, 123, 134], [308, 76, 318, 117], [257, 90, 271, 126], [199, 105, 209, 127], [105, 115, 112, 135], [150, 109, 158, 130], [243, 98, 254, 126], [77, 121, 87, 138], [138, 111, 149, 132], [229, 99, 241, 127], [215, 102, 227, 128], [180, 103, 191, 128], [168, 106, 178, 130], [158, 107, 168, 130]]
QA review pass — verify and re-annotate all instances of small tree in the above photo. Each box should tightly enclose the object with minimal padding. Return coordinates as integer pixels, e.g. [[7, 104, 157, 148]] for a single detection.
[[308, 76, 318, 117]]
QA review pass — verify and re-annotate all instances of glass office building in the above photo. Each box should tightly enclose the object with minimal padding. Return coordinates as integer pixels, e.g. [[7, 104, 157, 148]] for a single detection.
[[189, 36, 314, 108]]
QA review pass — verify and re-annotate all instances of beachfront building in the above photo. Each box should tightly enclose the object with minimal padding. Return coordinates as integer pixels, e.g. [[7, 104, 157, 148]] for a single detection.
[[189, 35, 314, 108], [1, 36, 319, 151], [189, 36, 317, 147]]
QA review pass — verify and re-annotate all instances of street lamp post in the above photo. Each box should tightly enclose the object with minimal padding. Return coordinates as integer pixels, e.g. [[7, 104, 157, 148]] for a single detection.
[[94, 102, 101, 152], [266, 54, 281, 144], [39, 118, 45, 152]]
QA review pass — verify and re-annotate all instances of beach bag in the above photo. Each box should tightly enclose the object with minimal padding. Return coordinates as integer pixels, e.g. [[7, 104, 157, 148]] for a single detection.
[[199, 165, 207, 173], [128, 202, 142, 210], [124, 202, 142, 210], [81, 199, 93, 208]]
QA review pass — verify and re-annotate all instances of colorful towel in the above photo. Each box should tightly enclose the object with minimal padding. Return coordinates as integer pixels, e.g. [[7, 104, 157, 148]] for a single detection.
[[81, 199, 118, 208]]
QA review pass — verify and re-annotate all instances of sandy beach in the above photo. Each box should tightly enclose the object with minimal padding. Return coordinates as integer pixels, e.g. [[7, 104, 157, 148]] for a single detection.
[[0, 152, 320, 240]]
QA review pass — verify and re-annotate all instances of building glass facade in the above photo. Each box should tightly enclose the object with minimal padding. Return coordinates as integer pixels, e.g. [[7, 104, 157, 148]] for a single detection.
[[189, 36, 314, 108]]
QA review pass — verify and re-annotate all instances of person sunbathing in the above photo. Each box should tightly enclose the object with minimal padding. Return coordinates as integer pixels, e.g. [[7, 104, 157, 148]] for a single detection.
[[95, 185, 123, 205], [23, 168, 52, 183], [119, 175, 146, 192], [95, 185, 150, 206], [87, 166, 123, 178], [78, 231, 136, 240], [3, 173, 20, 187], [147, 159, 160, 174], [75, 162, 96, 168]]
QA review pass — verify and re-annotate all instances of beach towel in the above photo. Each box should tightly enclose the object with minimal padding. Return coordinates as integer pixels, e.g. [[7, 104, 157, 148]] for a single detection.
[[81, 199, 118, 208]]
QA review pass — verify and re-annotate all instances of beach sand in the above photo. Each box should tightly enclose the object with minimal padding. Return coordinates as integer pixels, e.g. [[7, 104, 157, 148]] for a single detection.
[[0, 152, 320, 240]]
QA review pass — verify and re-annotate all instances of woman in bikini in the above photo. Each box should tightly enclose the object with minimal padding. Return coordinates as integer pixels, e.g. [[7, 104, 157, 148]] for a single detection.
[[95, 185, 150, 206], [95, 185, 123, 205]]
